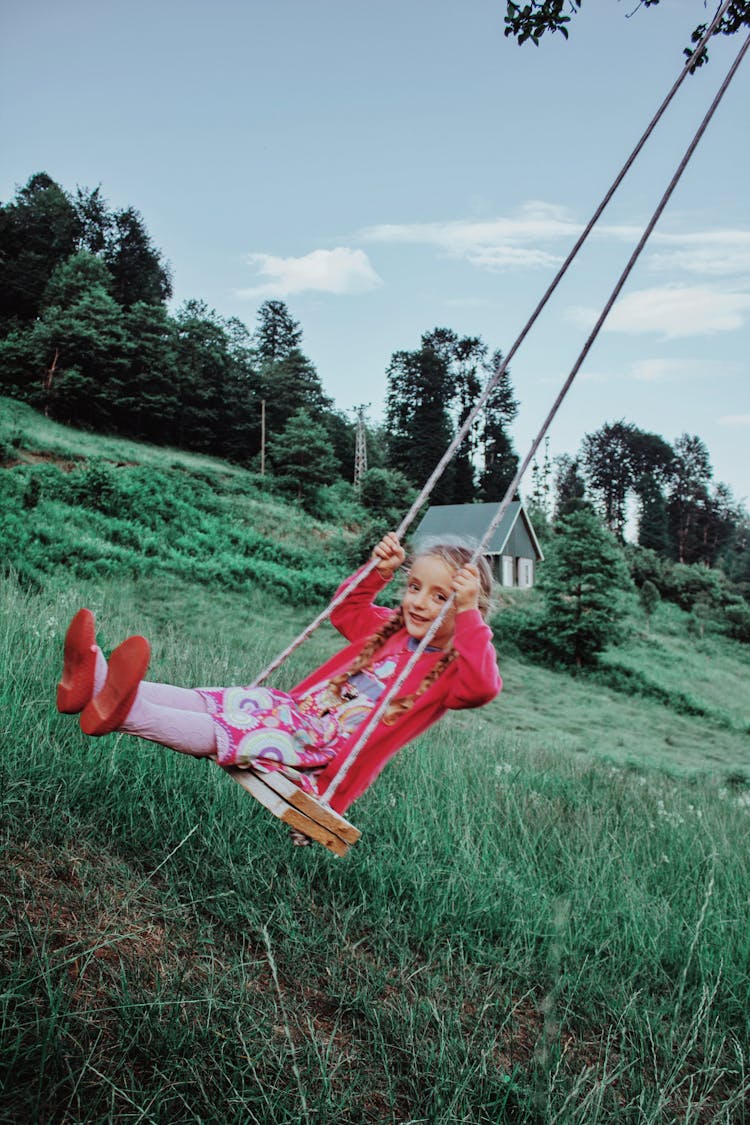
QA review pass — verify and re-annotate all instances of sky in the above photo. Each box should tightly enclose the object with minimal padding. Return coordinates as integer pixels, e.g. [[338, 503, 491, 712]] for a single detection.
[[2, 0, 749, 507]]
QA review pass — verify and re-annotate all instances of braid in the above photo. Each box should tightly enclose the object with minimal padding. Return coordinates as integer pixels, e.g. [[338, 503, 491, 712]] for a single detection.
[[327, 609, 456, 725], [382, 648, 457, 725], [327, 609, 405, 701]]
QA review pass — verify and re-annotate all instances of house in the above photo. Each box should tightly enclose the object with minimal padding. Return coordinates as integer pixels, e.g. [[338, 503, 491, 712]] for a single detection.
[[412, 500, 544, 588]]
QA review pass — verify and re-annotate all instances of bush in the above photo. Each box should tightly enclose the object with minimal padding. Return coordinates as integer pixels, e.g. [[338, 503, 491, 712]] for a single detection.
[[663, 563, 724, 612], [724, 600, 750, 643]]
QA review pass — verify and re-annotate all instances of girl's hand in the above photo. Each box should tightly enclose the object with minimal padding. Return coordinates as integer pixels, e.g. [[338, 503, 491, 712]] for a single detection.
[[452, 565, 481, 613], [290, 828, 312, 847], [372, 532, 405, 578]]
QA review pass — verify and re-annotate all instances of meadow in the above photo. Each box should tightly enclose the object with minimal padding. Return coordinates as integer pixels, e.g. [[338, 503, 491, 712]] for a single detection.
[[1, 399, 748, 1123]]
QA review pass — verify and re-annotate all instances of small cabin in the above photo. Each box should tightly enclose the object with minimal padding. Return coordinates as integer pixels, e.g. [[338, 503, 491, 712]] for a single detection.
[[413, 500, 544, 588]]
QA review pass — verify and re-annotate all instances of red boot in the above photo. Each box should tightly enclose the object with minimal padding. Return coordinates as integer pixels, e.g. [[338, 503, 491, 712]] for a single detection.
[[57, 609, 97, 714], [80, 635, 151, 736]]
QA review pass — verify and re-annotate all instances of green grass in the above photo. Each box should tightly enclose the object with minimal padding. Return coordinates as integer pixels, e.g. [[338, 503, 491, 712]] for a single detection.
[[2, 570, 749, 1123], [1, 400, 749, 1121], [600, 602, 750, 735]]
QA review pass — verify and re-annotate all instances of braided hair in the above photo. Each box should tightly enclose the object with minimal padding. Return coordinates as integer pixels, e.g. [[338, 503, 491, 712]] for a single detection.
[[327, 541, 493, 725]]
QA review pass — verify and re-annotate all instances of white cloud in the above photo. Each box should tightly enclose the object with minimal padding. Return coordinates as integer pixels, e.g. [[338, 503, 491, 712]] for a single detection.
[[354, 199, 750, 285], [629, 357, 732, 383], [568, 285, 750, 338], [718, 413, 750, 427], [360, 201, 577, 271], [647, 229, 750, 277], [237, 247, 382, 298]]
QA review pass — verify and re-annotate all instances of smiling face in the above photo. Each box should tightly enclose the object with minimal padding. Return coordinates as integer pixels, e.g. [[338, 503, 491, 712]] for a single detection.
[[401, 555, 457, 649]]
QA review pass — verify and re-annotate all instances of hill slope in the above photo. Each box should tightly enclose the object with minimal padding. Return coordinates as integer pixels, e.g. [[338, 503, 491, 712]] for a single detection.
[[1, 397, 749, 1122]]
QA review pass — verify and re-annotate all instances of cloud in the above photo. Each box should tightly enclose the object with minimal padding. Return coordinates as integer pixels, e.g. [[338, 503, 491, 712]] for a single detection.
[[358, 200, 750, 285], [646, 229, 750, 277], [237, 247, 382, 298], [629, 357, 733, 383], [360, 201, 576, 271], [568, 285, 750, 338], [718, 413, 750, 427]]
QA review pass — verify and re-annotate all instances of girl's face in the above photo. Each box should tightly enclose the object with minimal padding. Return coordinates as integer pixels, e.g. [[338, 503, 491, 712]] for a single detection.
[[402, 555, 457, 648]]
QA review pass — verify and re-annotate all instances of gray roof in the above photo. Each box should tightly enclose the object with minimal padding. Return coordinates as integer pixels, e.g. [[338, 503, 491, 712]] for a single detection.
[[413, 500, 543, 560]]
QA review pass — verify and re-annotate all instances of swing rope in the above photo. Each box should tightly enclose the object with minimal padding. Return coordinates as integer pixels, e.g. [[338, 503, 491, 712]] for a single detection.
[[250, 0, 733, 691], [323, 26, 750, 805]]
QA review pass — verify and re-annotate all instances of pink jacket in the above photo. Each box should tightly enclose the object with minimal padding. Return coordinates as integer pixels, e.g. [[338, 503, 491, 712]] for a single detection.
[[291, 566, 502, 814]]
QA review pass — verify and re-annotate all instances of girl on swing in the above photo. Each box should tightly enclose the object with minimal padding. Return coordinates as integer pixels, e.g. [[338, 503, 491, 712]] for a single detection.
[[56, 533, 501, 828]]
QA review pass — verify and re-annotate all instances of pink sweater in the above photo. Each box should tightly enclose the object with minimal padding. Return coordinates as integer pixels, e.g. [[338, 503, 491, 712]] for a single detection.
[[291, 566, 502, 814]]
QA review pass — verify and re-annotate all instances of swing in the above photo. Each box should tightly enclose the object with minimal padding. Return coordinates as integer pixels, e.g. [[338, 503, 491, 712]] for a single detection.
[[221, 8, 748, 854]]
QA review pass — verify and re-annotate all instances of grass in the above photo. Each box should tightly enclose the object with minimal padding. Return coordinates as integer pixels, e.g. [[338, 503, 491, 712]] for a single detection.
[[1, 400, 749, 1121], [1, 570, 749, 1123]]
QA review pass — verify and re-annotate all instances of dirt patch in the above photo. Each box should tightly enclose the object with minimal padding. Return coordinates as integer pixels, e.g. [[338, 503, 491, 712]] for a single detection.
[[2, 449, 83, 471]]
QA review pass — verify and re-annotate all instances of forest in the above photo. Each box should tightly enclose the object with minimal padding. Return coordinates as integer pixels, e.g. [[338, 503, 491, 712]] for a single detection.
[[1, 171, 749, 608]]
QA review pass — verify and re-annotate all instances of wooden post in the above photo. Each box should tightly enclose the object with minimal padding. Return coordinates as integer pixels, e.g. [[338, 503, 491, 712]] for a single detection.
[[260, 399, 266, 475], [44, 349, 59, 417]]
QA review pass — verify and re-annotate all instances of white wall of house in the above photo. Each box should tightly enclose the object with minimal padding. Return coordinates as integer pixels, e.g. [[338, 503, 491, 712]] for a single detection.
[[517, 557, 534, 589]]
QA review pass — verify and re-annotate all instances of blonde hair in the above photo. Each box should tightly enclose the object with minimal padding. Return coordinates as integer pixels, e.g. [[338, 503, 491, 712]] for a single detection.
[[410, 537, 494, 620], [328, 540, 494, 725]]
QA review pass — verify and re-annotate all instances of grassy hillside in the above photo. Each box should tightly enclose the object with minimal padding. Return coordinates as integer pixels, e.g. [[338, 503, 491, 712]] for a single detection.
[[1, 400, 749, 1122]]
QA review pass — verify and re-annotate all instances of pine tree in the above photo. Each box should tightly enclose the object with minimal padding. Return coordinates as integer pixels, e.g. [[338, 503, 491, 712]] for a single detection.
[[535, 508, 634, 667], [253, 300, 303, 362], [477, 350, 519, 502], [0, 172, 81, 327], [104, 207, 172, 308], [267, 408, 338, 499]]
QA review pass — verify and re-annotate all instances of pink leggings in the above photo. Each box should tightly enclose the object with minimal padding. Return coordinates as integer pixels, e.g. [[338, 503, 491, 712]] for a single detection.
[[121, 682, 217, 758]]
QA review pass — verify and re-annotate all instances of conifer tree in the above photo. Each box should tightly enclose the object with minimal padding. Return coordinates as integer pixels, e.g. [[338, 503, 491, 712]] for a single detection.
[[267, 407, 338, 499], [534, 508, 634, 667], [0, 173, 81, 327]]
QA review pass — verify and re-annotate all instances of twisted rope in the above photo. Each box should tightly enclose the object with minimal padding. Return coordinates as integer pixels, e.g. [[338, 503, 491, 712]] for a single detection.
[[324, 25, 750, 804], [250, 2, 732, 691]]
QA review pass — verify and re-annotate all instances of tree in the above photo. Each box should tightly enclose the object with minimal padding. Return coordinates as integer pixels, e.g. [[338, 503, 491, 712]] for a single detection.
[[267, 408, 339, 500], [385, 331, 457, 503], [0, 172, 81, 327], [581, 421, 675, 543], [581, 421, 640, 541], [384, 328, 517, 505], [174, 300, 258, 456], [553, 454, 588, 519], [253, 300, 303, 362], [257, 347, 333, 439], [534, 508, 635, 667], [637, 473, 671, 555], [73, 185, 113, 255], [20, 252, 130, 427], [358, 466, 417, 524], [667, 433, 713, 564], [324, 409, 358, 481], [639, 579, 661, 630], [502, 1, 750, 66], [103, 207, 172, 307], [477, 349, 519, 502], [451, 337, 484, 503], [120, 302, 181, 443], [527, 436, 553, 539]]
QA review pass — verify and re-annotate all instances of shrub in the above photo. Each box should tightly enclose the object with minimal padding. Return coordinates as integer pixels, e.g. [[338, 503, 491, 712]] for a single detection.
[[663, 563, 724, 612], [724, 600, 750, 643]]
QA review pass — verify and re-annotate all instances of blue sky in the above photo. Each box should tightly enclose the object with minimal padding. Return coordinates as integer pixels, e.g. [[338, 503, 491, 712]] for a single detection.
[[2, 0, 749, 506]]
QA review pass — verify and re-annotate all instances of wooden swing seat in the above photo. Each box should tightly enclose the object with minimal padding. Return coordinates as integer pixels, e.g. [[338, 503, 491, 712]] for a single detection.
[[222, 763, 360, 857]]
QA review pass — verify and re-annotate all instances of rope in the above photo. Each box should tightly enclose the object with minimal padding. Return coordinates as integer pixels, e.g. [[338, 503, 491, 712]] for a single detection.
[[323, 27, 750, 804], [250, 1, 732, 690]]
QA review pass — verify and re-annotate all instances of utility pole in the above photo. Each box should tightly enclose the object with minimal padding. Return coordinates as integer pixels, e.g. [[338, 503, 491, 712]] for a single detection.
[[353, 404, 369, 492], [260, 399, 266, 476]]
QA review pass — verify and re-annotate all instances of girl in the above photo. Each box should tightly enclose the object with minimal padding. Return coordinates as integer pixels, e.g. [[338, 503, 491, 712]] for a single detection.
[[56, 533, 501, 824]]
